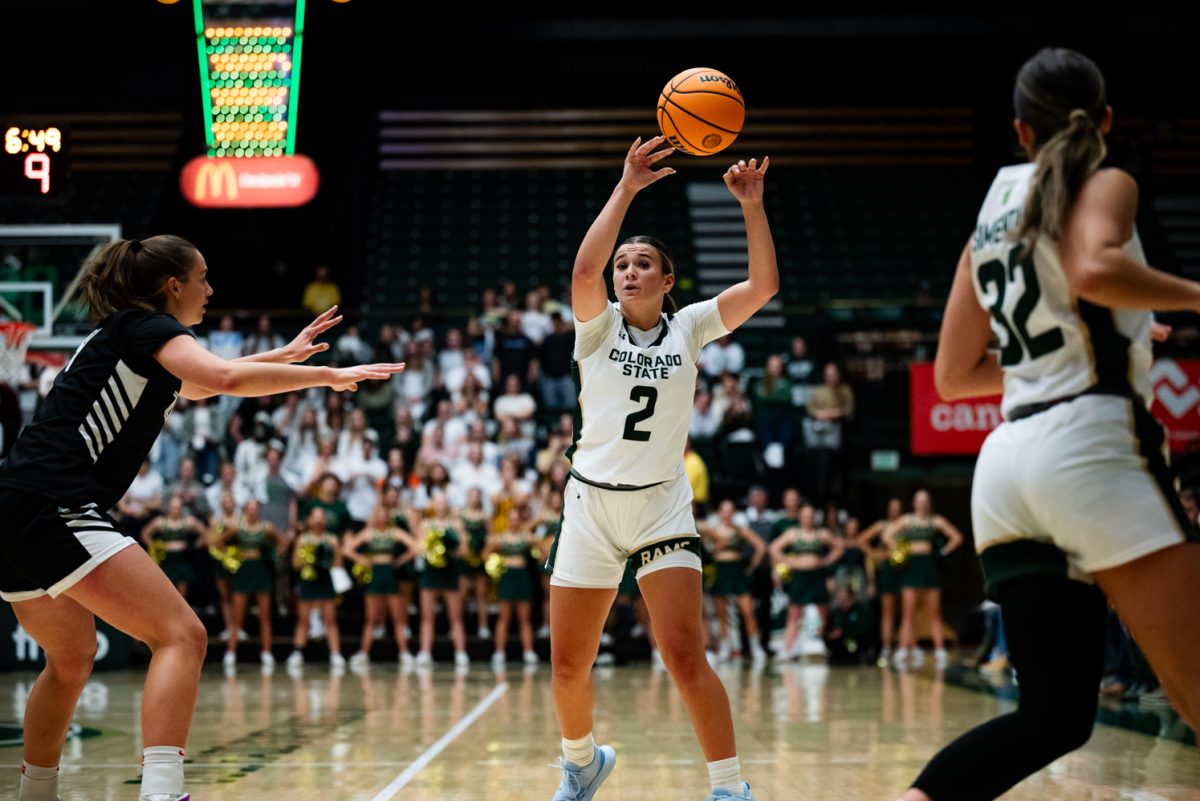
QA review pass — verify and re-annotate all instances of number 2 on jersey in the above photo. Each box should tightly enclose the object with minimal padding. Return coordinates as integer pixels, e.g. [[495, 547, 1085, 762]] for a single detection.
[[622, 385, 658, 441], [978, 245, 1065, 367]]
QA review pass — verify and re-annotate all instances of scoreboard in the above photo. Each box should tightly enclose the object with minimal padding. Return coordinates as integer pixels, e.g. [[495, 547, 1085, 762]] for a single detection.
[[2, 123, 67, 201]]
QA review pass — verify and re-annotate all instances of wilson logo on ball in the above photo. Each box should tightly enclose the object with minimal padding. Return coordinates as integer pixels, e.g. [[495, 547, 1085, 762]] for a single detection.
[[657, 67, 745, 157]]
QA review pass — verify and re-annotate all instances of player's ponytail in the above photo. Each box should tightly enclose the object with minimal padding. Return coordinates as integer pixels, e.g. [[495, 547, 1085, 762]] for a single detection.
[[620, 235, 678, 317], [77, 235, 198, 321], [1009, 47, 1108, 250]]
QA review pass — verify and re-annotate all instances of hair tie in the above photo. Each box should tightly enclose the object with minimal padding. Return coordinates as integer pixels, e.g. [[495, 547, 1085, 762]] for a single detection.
[[1068, 108, 1092, 125], [129, 239, 143, 254]]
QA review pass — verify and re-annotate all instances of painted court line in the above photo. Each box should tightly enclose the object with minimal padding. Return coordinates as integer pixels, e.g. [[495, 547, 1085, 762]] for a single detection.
[[368, 681, 509, 801]]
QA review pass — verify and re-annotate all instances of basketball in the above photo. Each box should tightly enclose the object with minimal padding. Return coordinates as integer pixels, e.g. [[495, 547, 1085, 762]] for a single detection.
[[657, 67, 745, 156]]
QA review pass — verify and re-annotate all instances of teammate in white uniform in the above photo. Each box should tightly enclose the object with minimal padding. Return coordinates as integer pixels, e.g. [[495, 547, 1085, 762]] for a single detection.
[[899, 48, 1200, 801], [545, 137, 778, 801]]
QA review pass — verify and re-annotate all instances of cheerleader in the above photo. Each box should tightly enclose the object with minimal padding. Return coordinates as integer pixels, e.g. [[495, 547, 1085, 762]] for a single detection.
[[219, 499, 288, 668], [768, 504, 843, 658], [699, 500, 767, 665], [286, 506, 345, 669], [414, 492, 469, 667], [344, 505, 419, 667], [141, 493, 207, 599], [485, 506, 539, 668]]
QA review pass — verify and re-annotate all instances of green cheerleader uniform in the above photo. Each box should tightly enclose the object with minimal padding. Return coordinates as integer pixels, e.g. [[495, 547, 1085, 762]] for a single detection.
[[495, 533, 533, 602], [460, 515, 489, 576], [419, 523, 461, 591], [158, 521, 195, 584], [898, 519, 941, 589], [233, 524, 273, 595], [364, 531, 399, 595], [391, 511, 418, 583], [786, 535, 830, 605], [710, 526, 750, 597], [298, 537, 337, 600]]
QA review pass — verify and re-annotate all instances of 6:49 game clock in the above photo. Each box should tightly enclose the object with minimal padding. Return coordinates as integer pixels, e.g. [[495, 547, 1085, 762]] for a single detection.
[[2, 123, 68, 202]]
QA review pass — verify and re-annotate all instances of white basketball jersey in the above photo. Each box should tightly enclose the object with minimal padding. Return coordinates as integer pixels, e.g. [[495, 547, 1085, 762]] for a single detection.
[[971, 163, 1153, 418], [568, 299, 728, 487]]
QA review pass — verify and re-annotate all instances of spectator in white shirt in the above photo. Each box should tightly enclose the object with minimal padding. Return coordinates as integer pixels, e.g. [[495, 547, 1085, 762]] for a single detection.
[[450, 442, 503, 506], [699, 334, 746, 381], [205, 461, 264, 513], [438, 328, 468, 378], [243, 313, 285, 357], [493, 374, 537, 425], [690, 388, 723, 443], [337, 431, 388, 526], [233, 411, 274, 490], [334, 322, 371, 364], [521, 289, 554, 345], [444, 348, 492, 396]]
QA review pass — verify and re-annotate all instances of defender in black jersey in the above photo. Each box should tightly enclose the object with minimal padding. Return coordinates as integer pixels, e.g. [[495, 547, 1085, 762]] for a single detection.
[[2, 235, 404, 801]]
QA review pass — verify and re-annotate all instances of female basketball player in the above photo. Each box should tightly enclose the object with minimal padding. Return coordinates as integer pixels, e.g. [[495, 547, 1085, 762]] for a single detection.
[[698, 499, 767, 665], [856, 497, 903, 667], [0, 235, 403, 801], [543, 136, 776, 801], [343, 504, 419, 667], [899, 48, 1200, 801], [141, 493, 207, 599], [883, 490, 963, 669], [218, 498, 288, 668]]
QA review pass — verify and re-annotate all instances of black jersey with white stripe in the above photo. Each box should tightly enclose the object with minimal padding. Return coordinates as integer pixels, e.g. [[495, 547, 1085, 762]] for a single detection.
[[0, 309, 194, 509]]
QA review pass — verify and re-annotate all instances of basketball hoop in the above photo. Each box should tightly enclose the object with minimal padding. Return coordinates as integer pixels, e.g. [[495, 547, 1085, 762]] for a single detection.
[[0, 322, 37, 386]]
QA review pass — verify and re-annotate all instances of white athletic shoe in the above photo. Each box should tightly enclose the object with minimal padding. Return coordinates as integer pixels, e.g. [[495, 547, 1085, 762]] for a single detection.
[[237, 629, 248, 641], [492, 651, 506, 670], [219, 629, 231, 642], [877, 647, 893, 668], [750, 642, 767, 667], [330, 652, 347, 670], [892, 648, 910, 668], [911, 649, 926, 668], [260, 651, 275, 668], [349, 652, 370, 669], [705, 650, 719, 668], [415, 651, 433, 667], [599, 633, 614, 647], [934, 649, 949, 669], [139, 794, 190, 801], [222, 650, 236, 669], [399, 651, 415, 668], [630, 623, 645, 639], [454, 651, 470, 668], [523, 649, 539, 665], [704, 781, 754, 801], [373, 625, 386, 640], [594, 652, 614, 666], [651, 648, 666, 671], [286, 650, 304, 669], [717, 640, 732, 662], [478, 626, 492, 639], [537, 623, 551, 639]]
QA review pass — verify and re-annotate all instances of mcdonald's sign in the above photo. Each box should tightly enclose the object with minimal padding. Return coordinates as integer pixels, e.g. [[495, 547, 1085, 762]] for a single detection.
[[180, 155, 319, 208]]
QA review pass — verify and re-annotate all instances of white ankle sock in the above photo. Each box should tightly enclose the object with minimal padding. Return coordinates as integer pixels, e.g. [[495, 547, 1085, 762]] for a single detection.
[[562, 733, 595, 767], [141, 746, 185, 798], [708, 755, 742, 794], [18, 761, 58, 801]]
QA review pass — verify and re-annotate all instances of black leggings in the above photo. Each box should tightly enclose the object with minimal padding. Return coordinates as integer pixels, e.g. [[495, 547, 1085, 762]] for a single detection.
[[912, 574, 1108, 801]]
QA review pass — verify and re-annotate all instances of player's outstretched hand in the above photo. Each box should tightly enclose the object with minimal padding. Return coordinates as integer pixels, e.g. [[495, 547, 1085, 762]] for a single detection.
[[723, 157, 769, 205], [619, 136, 675, 193], [329, 362, 405, 392], [282, 305, 344, 364]]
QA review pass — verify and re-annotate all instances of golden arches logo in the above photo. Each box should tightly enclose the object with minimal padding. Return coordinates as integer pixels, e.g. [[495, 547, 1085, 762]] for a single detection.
[[195, 161, 238, 201]]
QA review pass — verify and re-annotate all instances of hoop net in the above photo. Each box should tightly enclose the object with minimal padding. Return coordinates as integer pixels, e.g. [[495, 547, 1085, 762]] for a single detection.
[[0, 322, 37, 386]]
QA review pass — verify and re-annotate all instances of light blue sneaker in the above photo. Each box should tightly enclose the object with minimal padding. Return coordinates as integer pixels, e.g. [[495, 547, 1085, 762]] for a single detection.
[[551, 744, 616, 801], [704, 782, 753, 801]]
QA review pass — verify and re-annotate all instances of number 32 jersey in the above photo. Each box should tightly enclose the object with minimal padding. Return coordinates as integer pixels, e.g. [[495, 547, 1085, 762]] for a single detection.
[[568, 299, 728, 487], [971, 162, 1152, 418]]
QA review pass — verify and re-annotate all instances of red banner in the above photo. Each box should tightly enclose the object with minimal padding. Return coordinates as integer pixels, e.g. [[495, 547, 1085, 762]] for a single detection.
[[911, 360, 1200, 455], [909, 363, 1003, 455], [180, 155, 319, 208], [1150, 359, 1200, 453]]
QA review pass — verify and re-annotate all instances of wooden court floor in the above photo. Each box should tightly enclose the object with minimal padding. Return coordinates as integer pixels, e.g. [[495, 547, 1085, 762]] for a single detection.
[[0, 662, 1196, 801]]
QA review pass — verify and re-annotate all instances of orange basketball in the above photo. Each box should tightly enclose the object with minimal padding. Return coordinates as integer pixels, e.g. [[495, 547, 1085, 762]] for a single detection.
[[657, 68, 745, 157]]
